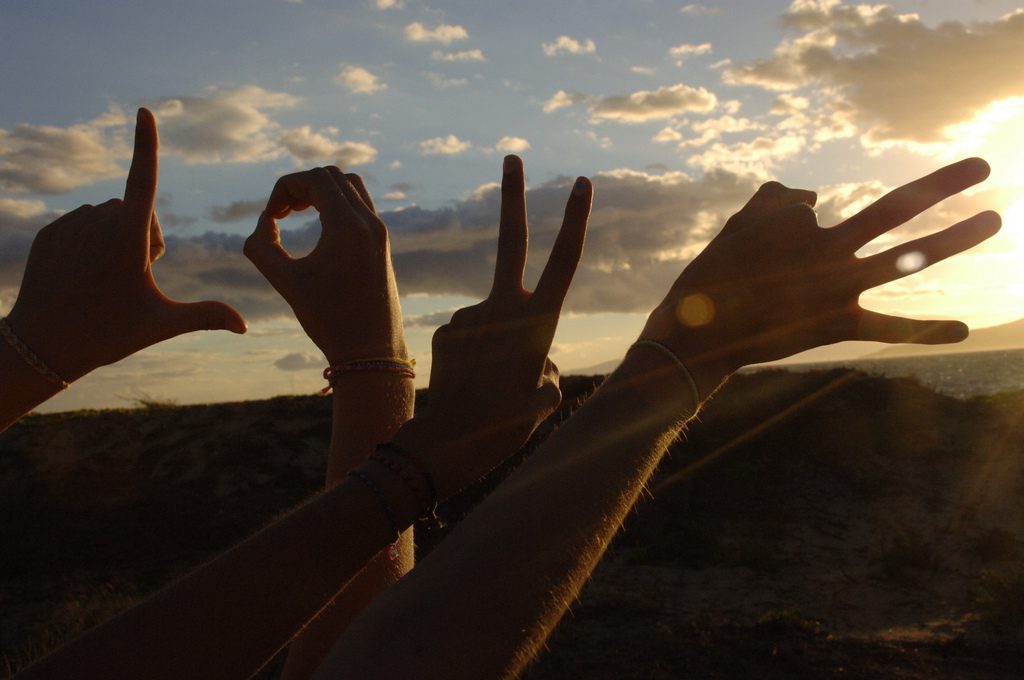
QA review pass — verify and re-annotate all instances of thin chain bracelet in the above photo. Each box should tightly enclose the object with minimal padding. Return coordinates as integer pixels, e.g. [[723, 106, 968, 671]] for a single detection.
[[0, 318, 69, 389]]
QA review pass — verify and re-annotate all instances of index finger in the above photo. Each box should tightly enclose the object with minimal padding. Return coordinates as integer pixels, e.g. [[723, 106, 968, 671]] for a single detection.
[[490, 155, 529, 297], [835, 157, 991, 251], [264, 167, 351, 221], [123, 108, 159, 253], [530, 177, 591, 314]]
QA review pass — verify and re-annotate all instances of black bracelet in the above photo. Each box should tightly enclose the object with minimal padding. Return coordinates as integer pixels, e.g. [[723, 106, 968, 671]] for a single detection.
[[371, 450, 437, 522], [377, 442, 438, 516], [348, 468, 401, 561]]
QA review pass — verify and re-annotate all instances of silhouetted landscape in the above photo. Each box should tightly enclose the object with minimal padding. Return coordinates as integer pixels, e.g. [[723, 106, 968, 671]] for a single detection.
[[2, 368, 1024, 678]]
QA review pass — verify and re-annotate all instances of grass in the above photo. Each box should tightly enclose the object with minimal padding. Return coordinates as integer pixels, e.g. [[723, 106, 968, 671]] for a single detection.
[[973, 568, 1024, 636]]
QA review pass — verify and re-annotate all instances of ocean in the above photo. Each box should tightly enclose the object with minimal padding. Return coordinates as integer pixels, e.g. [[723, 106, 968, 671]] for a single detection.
[[782, 348, 1024, 399]]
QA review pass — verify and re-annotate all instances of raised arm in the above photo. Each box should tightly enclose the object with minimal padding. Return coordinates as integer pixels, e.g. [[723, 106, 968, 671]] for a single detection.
[[244, 167, 415, 678], [0, 108, 246, 431], [14, 155, 591, 680], [315, 158, 1000, 680]]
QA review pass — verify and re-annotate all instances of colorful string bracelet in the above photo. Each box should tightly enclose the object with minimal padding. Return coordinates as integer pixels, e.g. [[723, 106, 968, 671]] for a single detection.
[[0, 317, 69, 390], [322, 357, 416, 394]]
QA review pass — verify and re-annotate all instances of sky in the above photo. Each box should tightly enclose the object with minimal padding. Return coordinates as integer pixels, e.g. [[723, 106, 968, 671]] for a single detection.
[[2, 0, 1024, 411]]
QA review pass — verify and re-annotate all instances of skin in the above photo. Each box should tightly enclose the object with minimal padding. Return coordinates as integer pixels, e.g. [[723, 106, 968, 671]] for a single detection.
[[245, 166, 416, 679], [314, 159, 1000, 680], [0, 108, 246, 432], [14, 155, 592, 680]]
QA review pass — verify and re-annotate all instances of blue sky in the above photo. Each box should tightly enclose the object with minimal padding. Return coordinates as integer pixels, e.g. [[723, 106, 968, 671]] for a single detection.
[[2, 0, 1024, 410]]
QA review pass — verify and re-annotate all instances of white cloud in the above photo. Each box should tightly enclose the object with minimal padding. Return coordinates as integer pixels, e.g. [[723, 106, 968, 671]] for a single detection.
[[419, 134, 471, 155], [0, 112, 126, 194], [426, 72, 469, 89], [278, 126, 378, 167], [681, 3, 721, 15], [147, 86, 300, 164], [631, 66, 656, 74], [542, 36, 597, 57], [542, 90, 584, 113], [724, 2, 1024, 146], [589, 84, 718, 123], [495, 136, 531, 153], [431, 49, 486, 62], [653, 127, 683, 143], [275, 352, 322, 371], [668, 42, 712, 66], [374, 0, 403, 9], [383, 191, 407, 201], [687, 134, 806, 175], [404, 22, 468, 44], [335, 65, 387, 94]]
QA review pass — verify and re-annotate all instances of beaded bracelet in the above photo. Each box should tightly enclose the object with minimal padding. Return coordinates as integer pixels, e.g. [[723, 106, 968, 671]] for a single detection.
[[628, 340, 701, 406], [0, 318, 69, 390], [321, 358, 416, 394], [348, 468, 402, 561]]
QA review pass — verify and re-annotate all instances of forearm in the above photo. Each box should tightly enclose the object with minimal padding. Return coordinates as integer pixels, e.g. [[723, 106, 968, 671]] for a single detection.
[[316, 347, 726, 679], [0, 337, 65, 432], [16, 468, 419, 680], [281, 370, 415, 680]]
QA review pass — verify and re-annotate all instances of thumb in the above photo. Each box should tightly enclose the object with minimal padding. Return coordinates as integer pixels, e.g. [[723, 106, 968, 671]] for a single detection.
[[244, 211, 292, 278], [163, 299, 248, 337]]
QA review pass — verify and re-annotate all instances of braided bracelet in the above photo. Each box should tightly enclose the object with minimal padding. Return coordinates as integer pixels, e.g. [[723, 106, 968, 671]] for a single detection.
[[628, 340, 700, 406], [321, 358, 416, 394], [348, 468, 402, 561], [0, 318, 69, 390]]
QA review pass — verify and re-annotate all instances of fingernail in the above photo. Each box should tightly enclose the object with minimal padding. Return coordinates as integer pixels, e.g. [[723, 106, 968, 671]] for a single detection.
[[573, 177, 587, 195], [503, 155, 516, 174]]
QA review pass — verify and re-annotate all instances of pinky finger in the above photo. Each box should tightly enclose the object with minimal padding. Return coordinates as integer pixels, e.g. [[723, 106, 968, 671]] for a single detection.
[[856, 310, 968, 345]]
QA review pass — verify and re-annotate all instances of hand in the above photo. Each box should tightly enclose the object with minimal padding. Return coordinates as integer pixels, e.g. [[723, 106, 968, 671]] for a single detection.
[[641, 158, 1001, 398], [244, 168, 406, 365], [6, 108, 247, 382], [394, 156, 592, 498]]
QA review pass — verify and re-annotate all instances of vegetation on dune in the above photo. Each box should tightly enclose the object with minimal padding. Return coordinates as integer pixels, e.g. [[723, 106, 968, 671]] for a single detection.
[[2, 369, 1024, 678]]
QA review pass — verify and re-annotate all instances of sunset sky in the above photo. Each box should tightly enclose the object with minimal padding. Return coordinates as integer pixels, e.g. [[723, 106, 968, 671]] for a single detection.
[[2, 0, 1024, 411]]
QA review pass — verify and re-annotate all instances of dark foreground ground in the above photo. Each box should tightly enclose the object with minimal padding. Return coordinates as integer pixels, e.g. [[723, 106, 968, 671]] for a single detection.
[[2, 367, 1023, 678]]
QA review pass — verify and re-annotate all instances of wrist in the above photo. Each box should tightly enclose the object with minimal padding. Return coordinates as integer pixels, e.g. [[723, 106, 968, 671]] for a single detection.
[[638, 303, 740, 400]]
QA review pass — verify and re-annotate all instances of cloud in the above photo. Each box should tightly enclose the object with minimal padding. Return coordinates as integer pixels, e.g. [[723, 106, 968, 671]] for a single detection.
[[419, 135, 471, 155], [374, 0, 403, 8], [425, 72, 468, 89], [542, 36, 596, 57], [431, 49, 486, 62], [542, 90, 586, 113], [589, 84, 718, 123], [404, 22, 468, 44], [724, 2, 1024, 145], [335, 65, 387, 94], [383, 191, 407, 201], [146, 86, 300, 164], [681, 3, 722, 15], [653, 127, 683, 143], [404, 309, 458, 327], [687, 134, 806, 175], [0, 112, 126, 194], [668, 42, 712, 66], [2, 169, 1001, 324], [274, 352, 323, 371], [495, 136, 531, 153], [209, 199, 265, 223], [278, 126, 378, 167]]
